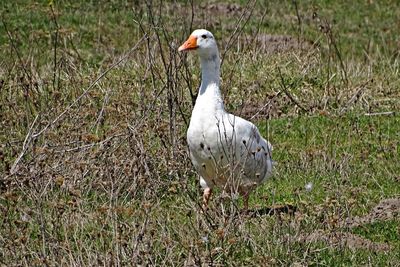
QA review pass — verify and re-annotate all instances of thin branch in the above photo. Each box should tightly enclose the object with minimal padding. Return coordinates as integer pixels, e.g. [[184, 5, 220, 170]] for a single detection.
[[339, 79, 371, 115], [49, 3, 59, 92], [32, 35, 147, 139], [2, 19, 37, 92], [250, 90, 282, 120], [10, 115, 39, 174], [292, 0, 302, 47], [277, 67, 308, 112], [221, 0, 256, 66], [364, 111, 395, 116]]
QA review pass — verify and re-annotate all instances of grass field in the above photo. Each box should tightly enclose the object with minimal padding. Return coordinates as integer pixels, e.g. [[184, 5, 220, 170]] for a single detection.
[[1, 0, 399, 265]]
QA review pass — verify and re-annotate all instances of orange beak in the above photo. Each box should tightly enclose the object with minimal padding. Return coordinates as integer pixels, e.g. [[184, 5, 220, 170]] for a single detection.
[[178, 35, 198, 51]]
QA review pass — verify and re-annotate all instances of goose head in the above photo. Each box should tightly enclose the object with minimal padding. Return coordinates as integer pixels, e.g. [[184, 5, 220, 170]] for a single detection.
[[178, 29, 218, 58]]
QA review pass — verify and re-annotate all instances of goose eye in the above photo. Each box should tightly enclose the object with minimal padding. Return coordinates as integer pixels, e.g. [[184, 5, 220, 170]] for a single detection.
[[201, 34, 207, 39]]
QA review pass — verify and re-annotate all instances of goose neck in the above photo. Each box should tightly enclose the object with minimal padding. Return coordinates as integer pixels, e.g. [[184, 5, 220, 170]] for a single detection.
[[199, 53, 220, 89], [196, 52, 224, 111]]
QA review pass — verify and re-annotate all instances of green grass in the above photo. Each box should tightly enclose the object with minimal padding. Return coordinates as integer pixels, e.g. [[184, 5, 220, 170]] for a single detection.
[[256, 113, 399, 220], [1, 0, 399, 265], [353, 220, 399, 244]]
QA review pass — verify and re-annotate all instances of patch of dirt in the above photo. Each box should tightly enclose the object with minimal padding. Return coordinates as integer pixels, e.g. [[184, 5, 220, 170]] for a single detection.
[[201, 2, 242, 15], [298, 198, 399, 252], [241, 34, 316, 54], [298, 230, 391, 252], [236, 92, 285, 121], [342, 198, 400, 228], [235, 91, 306, 121], [195, 3, 316, 54]]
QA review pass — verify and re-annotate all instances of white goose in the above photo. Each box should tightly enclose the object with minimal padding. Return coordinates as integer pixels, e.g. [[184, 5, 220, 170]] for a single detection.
[[179, 29, 273, 210]]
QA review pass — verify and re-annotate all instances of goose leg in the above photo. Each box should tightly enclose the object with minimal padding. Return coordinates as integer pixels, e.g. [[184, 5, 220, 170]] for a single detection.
[[202, 187, 212, 210]]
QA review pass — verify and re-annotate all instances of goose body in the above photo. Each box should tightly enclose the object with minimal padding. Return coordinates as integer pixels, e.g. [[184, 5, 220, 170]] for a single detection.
[[179, 29, 273, 209]]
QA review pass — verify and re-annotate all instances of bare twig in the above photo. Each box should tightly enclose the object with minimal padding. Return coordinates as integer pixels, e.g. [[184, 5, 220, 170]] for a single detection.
[[292, 0, 302, 47], [221, 0, 256, 65], [10, 115, 39, 174], [339, 79, 371, 114], [189, 0, 194, 33], [364, 111, 395, 116], [92, 85, 110, 134], [49, 3, 59, 92], [59, 133, 126, 153], [316, 13, 348, 88], [250, 91, 282, 120], [249, 5, 268, 50], [31, 35, 147, 139], [2, 19, 37, 92], [277, 67, 308, 112]]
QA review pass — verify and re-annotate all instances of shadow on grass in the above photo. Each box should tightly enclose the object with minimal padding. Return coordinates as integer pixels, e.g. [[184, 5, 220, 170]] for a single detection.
[[249, 204, 297, 217]]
